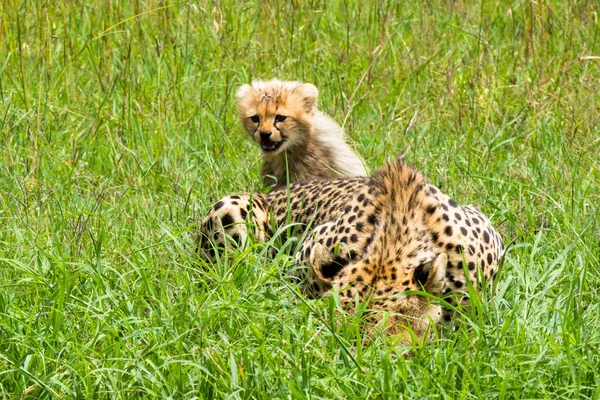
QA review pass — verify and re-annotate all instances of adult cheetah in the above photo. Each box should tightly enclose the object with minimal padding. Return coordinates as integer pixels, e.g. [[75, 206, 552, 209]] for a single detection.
[[198, 158, 504, 342]]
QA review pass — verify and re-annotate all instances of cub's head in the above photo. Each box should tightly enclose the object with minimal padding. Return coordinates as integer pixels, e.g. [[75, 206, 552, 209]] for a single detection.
[[236, 79, 318, 155]]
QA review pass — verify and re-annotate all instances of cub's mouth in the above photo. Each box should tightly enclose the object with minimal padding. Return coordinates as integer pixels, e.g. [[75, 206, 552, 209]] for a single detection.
[[260, 139, 285, 153]]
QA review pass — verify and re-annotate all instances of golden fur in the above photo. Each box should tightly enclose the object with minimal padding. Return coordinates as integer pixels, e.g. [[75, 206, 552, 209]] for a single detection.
[[198, 159, 504, 344], [236, 79, 367, 189]]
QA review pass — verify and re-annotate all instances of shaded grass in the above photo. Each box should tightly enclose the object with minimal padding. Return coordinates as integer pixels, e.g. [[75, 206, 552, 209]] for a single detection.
[[1, 0, 599, 397]]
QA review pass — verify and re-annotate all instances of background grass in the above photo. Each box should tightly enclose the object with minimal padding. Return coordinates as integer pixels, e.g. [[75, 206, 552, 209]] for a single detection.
[[1, 0, 599, 398]]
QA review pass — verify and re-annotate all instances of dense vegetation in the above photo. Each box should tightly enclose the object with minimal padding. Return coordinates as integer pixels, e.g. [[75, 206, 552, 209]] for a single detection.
[[1, 1, 599, 397]]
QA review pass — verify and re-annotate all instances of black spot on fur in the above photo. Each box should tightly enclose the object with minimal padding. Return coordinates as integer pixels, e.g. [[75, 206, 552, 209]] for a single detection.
[[460, 227, 468, 236], [449, 199, 458, 207], [221, 213, 234, 227], [356, 222, 364, 232], [455, 213, 462, 221], [213, 201, 224, 211], [357, 194, 365, 202], [426, 205, 437, 214], [483, 231, 490, 244], [442, 214, 449, 221], [348, 215, 356, 223], [487, 253, 493, 266], [231, 233, 241, 245], [350, 234, 358, 243], [363, 235, 374, 251], [240, 208, 248, 220], [414, 263, 431, 287], [431, 232, 439, 243], [444, 226, 453, 236], [367, 214, 378, 225], [468, 261, 475, 270]]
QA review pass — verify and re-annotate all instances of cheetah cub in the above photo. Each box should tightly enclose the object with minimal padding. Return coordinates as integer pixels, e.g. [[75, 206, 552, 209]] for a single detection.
[[236, 79, 367, 189]]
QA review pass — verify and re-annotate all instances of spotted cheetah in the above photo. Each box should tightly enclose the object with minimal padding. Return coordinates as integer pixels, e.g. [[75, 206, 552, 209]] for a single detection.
[[198, 158, 504, 343], [236, 79, 367, 189]]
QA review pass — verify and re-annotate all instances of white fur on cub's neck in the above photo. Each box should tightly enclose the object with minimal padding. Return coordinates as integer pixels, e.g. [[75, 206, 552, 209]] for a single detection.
[[307, 110, 367, 177], [262, 110, 367, 188]]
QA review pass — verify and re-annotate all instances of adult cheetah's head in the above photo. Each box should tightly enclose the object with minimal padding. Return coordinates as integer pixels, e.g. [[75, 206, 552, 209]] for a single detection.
[[382, 252, 449, 344], [312, 245, 448, 344]]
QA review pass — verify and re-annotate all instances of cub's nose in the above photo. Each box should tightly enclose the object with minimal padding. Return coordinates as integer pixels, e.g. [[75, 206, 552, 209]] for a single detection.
[[259, 131, 272, 140]]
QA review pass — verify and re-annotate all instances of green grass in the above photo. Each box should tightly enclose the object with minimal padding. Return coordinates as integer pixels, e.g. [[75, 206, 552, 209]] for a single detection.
[[1, 0, 599, 397]]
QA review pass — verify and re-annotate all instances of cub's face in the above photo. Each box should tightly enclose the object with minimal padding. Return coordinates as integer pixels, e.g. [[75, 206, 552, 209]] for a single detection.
[[236, 80, 318, 155]]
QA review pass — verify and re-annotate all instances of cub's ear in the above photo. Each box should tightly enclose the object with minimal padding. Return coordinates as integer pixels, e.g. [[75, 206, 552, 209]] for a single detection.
[[236, 84, 253, 102], [296, 83, 318, 113], [413, 253, 447, 296]]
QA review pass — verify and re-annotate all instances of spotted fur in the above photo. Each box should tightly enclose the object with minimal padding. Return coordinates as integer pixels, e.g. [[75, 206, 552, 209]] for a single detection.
[[198, 159, 504, 343], [236, 79, 367, 189]]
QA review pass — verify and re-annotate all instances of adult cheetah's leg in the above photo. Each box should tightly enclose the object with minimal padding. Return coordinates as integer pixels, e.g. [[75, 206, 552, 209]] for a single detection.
[[197, 193, 270, 262]]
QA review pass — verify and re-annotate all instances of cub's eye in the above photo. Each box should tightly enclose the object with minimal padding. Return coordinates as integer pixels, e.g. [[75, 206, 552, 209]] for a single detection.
[[275, 115, 287, 123], [250, 115, 260, 123]]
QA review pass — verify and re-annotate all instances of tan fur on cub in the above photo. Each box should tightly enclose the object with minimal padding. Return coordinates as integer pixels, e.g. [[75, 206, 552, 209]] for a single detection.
[[236, 79, 367, 189]]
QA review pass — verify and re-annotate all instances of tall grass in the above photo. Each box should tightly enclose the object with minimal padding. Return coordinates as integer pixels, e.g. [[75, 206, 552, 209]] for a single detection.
[[1, 0, 599, 397]]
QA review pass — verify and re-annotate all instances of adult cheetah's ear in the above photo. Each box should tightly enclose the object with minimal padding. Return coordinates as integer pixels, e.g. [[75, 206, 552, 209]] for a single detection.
[[311, 243, 348, 283], [296, 83, 319, 113], [414, 253, 447, 297]]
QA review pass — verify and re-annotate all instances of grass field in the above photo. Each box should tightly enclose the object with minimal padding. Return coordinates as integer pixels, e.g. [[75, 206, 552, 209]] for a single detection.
[[1, 0, 599, 398]]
